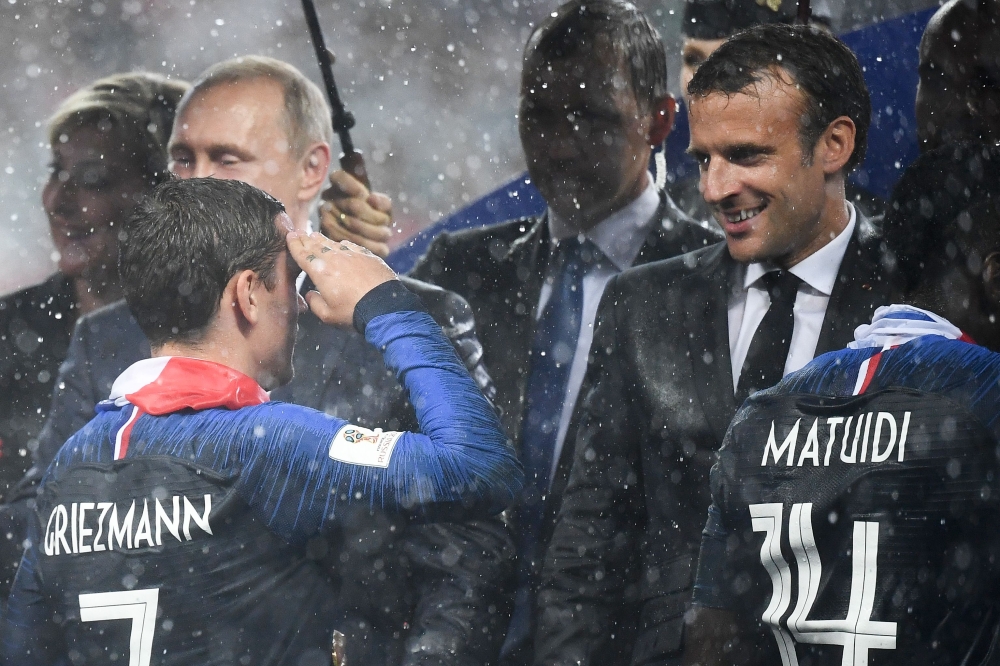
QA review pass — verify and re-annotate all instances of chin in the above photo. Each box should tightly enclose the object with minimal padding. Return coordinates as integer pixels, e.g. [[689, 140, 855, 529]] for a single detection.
[[258, 366, 293, 392]]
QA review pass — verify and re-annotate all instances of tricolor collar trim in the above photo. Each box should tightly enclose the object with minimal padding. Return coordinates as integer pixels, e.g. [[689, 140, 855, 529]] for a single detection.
[[848, 304, 974, 351], [104, 356, 269, 416]]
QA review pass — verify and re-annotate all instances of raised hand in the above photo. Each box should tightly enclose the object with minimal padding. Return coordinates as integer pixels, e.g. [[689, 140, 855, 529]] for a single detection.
[[286, 230, 396, 327], [319, 170, 393, 258]]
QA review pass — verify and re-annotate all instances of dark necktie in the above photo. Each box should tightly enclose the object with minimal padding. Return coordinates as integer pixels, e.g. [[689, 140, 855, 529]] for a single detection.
[[504, 236, 593, 654], [736, 270, 802, 402]]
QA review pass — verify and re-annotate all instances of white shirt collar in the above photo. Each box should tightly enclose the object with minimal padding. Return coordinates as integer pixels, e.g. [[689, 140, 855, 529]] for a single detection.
[[743, 201, 857, 295], [547, 175, 660, 272]]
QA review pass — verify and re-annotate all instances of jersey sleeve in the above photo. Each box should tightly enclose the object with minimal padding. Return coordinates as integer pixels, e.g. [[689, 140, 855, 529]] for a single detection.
[[692, 451, 737, 610], [1, 520, 63, 665], [236, 282, 523, 542]]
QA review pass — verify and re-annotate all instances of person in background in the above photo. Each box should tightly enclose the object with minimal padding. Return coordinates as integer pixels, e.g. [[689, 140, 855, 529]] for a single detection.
[[668, 0, 885, 224], [25, 56, 513, 666], [685, 132, 1000, 666], [0, 72, 188, 598], [407, 3, 720, 663], [916, 0, 1000, 152], [536, 24, 898, 666]]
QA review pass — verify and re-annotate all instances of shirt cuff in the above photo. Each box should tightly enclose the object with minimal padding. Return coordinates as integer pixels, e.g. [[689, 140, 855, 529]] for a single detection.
[[353, 280, 428, 334]]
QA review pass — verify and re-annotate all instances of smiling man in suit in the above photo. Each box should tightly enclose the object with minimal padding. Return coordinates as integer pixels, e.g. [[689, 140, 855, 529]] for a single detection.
[[408, 2, 720, 663], [535, 24, 899, 666]]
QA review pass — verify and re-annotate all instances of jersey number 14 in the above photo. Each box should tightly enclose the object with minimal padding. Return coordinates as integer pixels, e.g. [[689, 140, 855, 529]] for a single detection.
[[750, 503, 897, 666]]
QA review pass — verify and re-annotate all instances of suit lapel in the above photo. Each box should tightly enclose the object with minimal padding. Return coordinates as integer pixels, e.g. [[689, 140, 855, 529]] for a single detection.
[[815, 215, 893, 355], [503, 216, 550, 449], [682, 244, 739, 445]]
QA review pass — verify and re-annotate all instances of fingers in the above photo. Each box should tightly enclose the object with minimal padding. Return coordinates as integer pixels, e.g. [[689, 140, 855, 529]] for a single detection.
[[304, 289, 336, 322], [320, 170, 394, 259], [367, 191, 392, 214], [320, 200, 392, 240], [326, 170, 368, 199]]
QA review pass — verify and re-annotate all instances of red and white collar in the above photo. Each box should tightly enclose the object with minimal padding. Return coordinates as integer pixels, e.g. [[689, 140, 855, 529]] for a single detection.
[[107, 356, 269, 416]]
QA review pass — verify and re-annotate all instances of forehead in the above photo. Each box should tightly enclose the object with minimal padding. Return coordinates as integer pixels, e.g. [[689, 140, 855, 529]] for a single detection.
[[688, 76, 805, 146], [171, 78, 290, 147], [522, 42, 634, 107], [52, 124, 133, 162]]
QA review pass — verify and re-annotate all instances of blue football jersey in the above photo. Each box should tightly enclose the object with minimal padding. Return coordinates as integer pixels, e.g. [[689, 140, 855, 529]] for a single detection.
[[1, 308, 522, 666], [693, 306, 1000, 666]]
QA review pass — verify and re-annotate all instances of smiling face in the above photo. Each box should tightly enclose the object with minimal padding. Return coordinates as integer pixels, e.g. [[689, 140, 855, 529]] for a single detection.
[[43, 124, 149, 283], [168, 78, 307, 229], [518, 41, 659, 231], [688, 74, 849, 267]]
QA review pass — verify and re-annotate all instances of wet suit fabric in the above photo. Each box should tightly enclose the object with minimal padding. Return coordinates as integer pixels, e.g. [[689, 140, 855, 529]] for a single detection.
[[1, 291, 522, 666], [693, 305, 1000, 665]]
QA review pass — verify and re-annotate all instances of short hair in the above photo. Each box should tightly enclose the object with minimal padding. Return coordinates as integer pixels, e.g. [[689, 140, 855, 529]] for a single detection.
[[524, 0, 667, 111], [120, 177, 287, 347], [687, 23, 871, 171], [49, 72, 190, 185], [883, 142, 1000, 297], [182, 56, 333, 158]]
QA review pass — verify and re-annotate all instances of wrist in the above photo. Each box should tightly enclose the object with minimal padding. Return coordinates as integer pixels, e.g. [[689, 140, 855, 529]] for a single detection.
[[352, 280, 427, 334]]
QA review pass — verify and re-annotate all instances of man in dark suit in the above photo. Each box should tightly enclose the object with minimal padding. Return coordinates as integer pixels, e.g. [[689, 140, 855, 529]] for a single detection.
[[20, 56, 512, 666], [408, 2, 720, 663], [536, 24, 899, 666]]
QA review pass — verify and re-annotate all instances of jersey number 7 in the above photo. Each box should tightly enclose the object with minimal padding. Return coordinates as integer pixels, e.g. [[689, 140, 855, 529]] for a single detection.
[[79, 588, 159, 666], [750, 503, 897, 666]]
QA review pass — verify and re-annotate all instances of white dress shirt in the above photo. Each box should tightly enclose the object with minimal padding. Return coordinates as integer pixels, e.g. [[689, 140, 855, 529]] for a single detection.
[[539, 177, 660, 482], [728, 202, 857, 392]]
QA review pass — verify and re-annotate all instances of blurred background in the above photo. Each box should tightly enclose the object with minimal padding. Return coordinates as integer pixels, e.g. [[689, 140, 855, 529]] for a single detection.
[[0, 0, 940, 294]]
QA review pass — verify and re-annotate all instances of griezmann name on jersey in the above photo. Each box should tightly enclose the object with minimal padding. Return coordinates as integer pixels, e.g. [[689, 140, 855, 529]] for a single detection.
[[1, 304, 523, 666], [693, 306, 1000, 666]]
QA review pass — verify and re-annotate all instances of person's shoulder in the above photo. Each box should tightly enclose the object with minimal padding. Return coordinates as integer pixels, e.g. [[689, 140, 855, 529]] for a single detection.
[[898, 336, 1000, 380], [617, 240, 728, 290], [241, 401, 344, 434], [0, 272, 74, 319], [655, 190, 723, 247], [424, 216, 542, 258]]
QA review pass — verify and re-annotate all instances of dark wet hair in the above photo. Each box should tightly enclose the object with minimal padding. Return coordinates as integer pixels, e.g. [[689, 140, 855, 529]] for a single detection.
[[688, 23, 871, 170], [525, 0, 667, 111], [883, 142, 1000, 297], [120, 177, 287, 347]]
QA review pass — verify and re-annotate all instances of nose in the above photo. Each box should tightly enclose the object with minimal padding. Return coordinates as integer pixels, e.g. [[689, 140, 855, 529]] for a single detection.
[[700, 158, 740, 206], [42, 173, 75, 218], [191, 156, 216, 180]]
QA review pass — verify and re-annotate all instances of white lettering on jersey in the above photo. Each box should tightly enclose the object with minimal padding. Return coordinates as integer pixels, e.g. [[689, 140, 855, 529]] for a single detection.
[[43, 494, 213, 556], [751, 502, 897, 666], [329, 425, 402, 468], [762, 413, 912, 467], [80, 588, 159, 666]]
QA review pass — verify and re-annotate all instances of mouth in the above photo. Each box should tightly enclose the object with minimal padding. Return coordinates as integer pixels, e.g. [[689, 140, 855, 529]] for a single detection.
[[719, 204, 766, 233]]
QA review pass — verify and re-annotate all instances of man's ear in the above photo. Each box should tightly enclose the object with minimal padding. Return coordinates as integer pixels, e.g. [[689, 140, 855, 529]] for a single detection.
[[648, 96, 676, 147], [298, 142, 332, 204], [232, 269, 263, 328], [818, 116, 857, 175]]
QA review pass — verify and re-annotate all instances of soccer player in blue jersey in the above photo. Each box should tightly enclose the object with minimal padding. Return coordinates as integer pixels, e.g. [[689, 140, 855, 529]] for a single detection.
[[0, 177, 523, 666], [684, 158, 1000, 666]]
